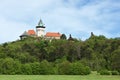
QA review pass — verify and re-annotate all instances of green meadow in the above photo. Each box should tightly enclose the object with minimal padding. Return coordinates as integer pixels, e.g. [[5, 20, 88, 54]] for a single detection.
[[0, 73, 120, 80]]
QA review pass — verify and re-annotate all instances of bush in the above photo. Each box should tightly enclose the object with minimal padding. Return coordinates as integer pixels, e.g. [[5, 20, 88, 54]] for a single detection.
[[57, 61, 91, 75], [21, 63, 32, 75], [69, 62, 91, 75], [58, 61, 71, 75], [99, 70, 111, 75], [30, 62, 41, 75], [0, 58, 21, 75], [39, 60, 55, 75], [83, 66, 91, 75], [111, 71, 119, 75]]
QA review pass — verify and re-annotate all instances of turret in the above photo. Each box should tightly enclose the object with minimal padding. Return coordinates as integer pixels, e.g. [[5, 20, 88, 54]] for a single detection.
[[68, 34, 74, 41], [36, 19, 45, 37]]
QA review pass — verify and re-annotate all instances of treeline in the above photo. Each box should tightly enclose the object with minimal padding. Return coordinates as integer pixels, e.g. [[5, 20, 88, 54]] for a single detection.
[[0, 58, 90, 75], [0, 35, 120, 75]]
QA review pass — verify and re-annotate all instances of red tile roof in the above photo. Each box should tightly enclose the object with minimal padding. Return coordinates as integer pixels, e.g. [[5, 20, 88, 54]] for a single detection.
[[28, 30, 36, 35], [45, 32, 61, 37]]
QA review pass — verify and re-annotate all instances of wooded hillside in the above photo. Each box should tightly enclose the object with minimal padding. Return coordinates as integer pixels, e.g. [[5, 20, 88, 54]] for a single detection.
[[0, 35, 120, 75]]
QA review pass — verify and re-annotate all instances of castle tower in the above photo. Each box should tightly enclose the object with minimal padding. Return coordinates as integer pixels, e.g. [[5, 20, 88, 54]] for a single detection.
[[36, 19, 45, 37]]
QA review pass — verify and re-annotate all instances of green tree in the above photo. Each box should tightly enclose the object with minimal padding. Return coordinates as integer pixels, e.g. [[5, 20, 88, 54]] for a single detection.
[[60, 34, 67, 39], [58, 61, 71, 75], [111, 47, 120, 72], [0, 58, 21, 74], [39, 60, 54, 74], [69, 62, 91, 75], [30, 62, 41, 74], [21, 63, 32, 75]]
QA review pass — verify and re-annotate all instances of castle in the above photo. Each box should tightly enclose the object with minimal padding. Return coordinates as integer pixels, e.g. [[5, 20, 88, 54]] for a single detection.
[[20, 19, 61, 40]]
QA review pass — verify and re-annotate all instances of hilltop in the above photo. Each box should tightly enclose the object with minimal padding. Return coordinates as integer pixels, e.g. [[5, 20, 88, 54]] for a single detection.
[[0, 35, 120, 75]]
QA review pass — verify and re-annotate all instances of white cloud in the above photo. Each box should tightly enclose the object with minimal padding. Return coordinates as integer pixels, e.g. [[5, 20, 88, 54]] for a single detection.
[[0, 16, 30, 43], [0, 0, 120, 43]]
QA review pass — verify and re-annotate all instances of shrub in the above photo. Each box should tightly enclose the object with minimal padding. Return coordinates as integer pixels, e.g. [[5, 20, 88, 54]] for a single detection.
[[21, 63, 32, 75], [83, 66, 91, 75], [58, 61, 71, 75], [99, 70, 111, 75], [57, 61, 91, 75], [39, 60, 55, 75], [111, 71, 119, 75], [0, 58, 21, 75], [69, 62, 91, 75], [30, 62, 41, 75]]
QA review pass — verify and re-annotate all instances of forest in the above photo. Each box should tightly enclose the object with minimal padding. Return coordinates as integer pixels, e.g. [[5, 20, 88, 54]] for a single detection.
[[0, 34, 120, 75]]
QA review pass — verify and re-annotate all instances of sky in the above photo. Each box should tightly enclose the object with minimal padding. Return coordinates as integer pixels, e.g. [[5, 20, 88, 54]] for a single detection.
[[0, 0, 120, 43]]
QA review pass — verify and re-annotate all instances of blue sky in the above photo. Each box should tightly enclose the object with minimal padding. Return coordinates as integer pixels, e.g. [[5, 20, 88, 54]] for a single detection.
[[0, 0, 120, 43]]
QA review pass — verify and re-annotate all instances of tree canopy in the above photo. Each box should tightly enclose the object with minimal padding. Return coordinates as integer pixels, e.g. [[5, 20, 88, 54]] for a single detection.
[[0, 35, 120, 74]]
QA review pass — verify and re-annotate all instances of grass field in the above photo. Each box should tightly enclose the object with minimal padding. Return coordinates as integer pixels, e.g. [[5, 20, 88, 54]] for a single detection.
[[0, 72, 120, 80]]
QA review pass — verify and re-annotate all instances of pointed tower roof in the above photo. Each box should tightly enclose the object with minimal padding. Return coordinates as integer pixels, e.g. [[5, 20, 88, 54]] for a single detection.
[[38, 19, 44, 26], [36, 19, 45, 28], [68, 34, 74, 41]]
